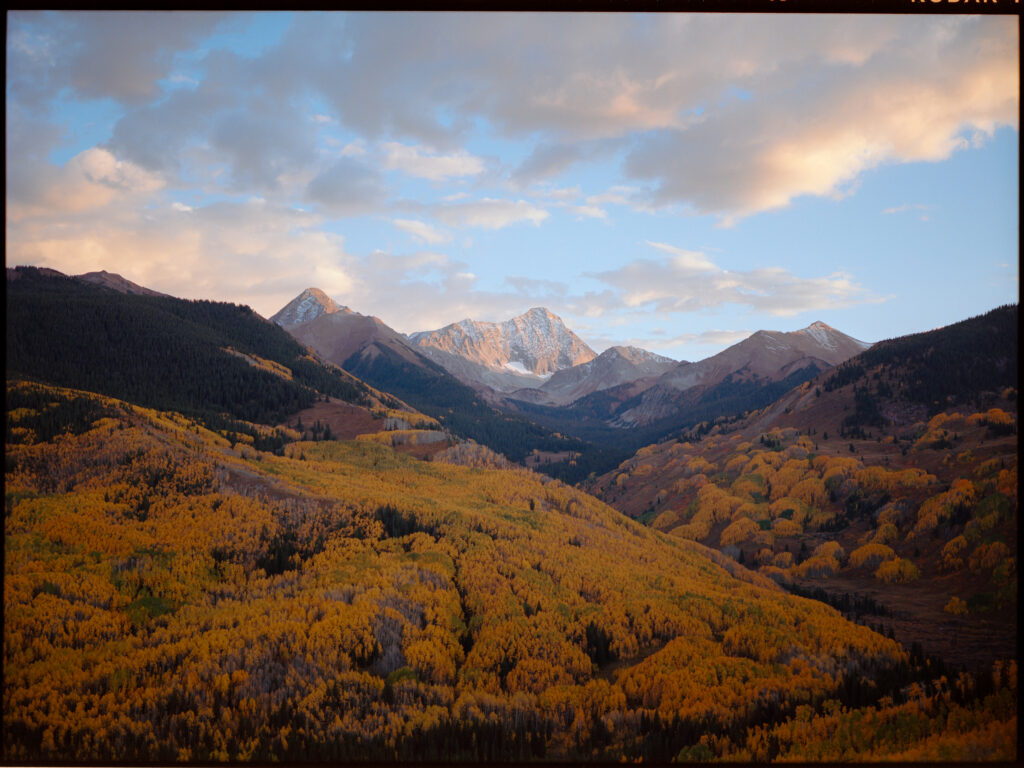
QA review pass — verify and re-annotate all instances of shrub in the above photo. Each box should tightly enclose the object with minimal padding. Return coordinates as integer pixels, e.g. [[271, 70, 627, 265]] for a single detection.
[[874, 557, 920, 584], [943, 596, 969, 616], [849, 543, 896, 569]]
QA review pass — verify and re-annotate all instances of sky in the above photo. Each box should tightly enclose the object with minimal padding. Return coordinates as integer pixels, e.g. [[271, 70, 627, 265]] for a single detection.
[[5, 11, 1019, 363]]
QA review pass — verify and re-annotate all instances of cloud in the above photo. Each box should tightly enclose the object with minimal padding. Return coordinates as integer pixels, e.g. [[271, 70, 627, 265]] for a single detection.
[[7, 11, 228, 109], [339, 140, 367, 157], [435, 198, 548, 230], [624, 17, 1018, 221], [644, 241, 718, 272], [14, 13, 1015, 226], [513, 143, 585, 183], [504, 276, 569, 299], [209, 108, 319, 191], [332, 251, 564, 333], [7, 143, 165, 221], [6, 196, 357, 317], [382, 142, 485, 180], [603, 329, 752, 356], [305, 157, 388, 216], [587, 242, 879, 317], [106, 84, 235, 176], [882, 203, 930, 215], [393, 218, 452, 244], [512, 138, 625, 186], [565, 205, 608, 220], [586, 186, 643, 206], [4, 12, 1015, 350]]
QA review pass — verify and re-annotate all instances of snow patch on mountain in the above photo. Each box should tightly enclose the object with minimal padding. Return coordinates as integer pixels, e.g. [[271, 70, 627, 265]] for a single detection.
[[796, 321, 870, 352], [271, 288, 346, 328], [505, 360, 549, 378], [410, 307, 596, 377]]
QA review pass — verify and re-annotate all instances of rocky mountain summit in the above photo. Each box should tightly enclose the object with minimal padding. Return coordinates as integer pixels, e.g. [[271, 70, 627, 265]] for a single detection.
[[408, 307, 598, 391]]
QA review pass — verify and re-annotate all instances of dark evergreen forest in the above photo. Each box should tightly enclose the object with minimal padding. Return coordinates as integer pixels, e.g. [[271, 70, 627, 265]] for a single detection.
[[6, 267, 369, 437]]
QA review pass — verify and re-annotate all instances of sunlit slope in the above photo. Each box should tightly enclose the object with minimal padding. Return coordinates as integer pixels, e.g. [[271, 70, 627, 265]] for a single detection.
[[589, 307, 1018, 672], [4, 381, 1015, 762]]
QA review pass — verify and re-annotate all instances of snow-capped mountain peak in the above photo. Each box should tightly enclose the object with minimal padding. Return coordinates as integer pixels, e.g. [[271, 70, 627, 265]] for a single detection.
[[409, 307, 596, 377], [270, 288, 348, 328], [795, 321, 870, 352]]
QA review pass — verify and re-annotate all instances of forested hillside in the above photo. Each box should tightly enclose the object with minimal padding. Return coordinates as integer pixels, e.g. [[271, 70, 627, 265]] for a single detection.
[[6, 267, 381, 448], [822, 304, 1017, 419], [590, 307, 1018, 675], [340, 342, 624, 482], [5, 380, 1015, 762]]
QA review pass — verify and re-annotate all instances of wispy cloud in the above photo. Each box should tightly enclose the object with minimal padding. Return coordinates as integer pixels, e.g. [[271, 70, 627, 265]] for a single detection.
[[435, 198, 548, 230], [586, 242, 881, 317], [382, 142, 485, 181], [633, 329, 753, 354], [882, 203, 930, 215], [393, 218, 452, 244]]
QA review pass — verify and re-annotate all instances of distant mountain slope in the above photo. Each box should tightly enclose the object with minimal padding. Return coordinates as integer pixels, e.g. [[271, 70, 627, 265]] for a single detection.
[[412, 344, 551, 393], [287, 306, 426, 372], [612, 321, 869, 427], [74, 270, 169, 297], [510, 345, 677, 407], [822, 304, 1017, 416], [409, 307, 597, 385], [730, 305, 1018, 439], [271, 289, 619, 477], [6, 267, 372, 435]]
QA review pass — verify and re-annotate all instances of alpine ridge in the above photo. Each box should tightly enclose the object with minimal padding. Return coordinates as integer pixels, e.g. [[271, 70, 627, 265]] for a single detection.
[[408, 307, 597, 385], [510, 345, 677, 407], [613, 321, 870, 427], [271, 287, 348, 329]]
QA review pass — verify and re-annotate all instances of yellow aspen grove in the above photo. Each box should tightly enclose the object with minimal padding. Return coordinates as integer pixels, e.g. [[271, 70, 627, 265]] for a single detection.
[[3, 380, 1017, 763]]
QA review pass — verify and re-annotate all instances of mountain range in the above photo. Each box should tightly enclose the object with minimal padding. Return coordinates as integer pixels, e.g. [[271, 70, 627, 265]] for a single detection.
[[5, 270, 880, 482], [603, 320, 870, 428], [271, 286, 872, 452]]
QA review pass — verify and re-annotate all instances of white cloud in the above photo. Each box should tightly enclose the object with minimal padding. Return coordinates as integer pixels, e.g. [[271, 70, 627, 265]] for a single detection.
[[7, 146, 165, 221], [435, 198, 548, 230], [6, 197, 357, 317], [644, 241, 718, 272], [628, 329, 752, 354], [339, 140, 367, 157], [565, 204, 607, 220], [382, 142, 485, 181], [586, 242, 879, 317], [883, 203, 930, 215], [587, 186, 641, 206], [624, 18, 1018, 221], [535, 185, 582, 201], [392, 218, 452, 244], [11, 13, 1013, 226]]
